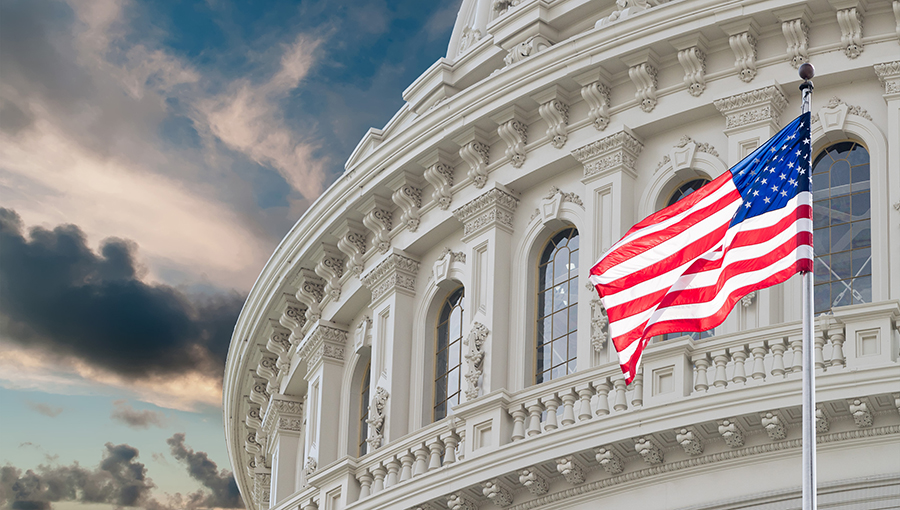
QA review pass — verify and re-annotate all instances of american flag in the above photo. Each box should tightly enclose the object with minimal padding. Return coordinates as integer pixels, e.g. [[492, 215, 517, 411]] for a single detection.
[[589, 112, 813, 383]]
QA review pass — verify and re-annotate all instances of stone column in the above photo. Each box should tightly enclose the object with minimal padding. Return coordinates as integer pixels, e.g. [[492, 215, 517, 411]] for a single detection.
[[262, 395, 304, 504], [361, 250, 420, 442], [875, 61, 900, 301], [452, 184, 519, 395], [571, 127, 642, 365], [300, 322, 348, 469], [714, 84, 790, 328]]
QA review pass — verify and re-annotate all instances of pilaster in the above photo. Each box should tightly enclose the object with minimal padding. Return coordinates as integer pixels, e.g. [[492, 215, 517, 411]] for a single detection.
[[452, 184, 519, 396], [299, 321, 348, 468], [263, 395, 304, 504], [875, 61, 900, 301]]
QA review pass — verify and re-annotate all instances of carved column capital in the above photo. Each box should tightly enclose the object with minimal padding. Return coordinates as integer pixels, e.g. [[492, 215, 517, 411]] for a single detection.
[[452, 184, 519, 241], [714, 84, 789, 133], [875, 61, 900, 100], [299, 322, 348, 377], [361, 251, 420, 304], [571, 127, 643, 181]]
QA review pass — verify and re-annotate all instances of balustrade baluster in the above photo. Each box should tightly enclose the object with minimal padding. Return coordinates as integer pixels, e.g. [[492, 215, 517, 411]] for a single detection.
[[788, 336, 803, 374], [542, 395, 560, 431], [399, 452, 414, 481], [372, 464, 386, 493], [577, 387, 594, 421], [593, 380, 611, 416], [510, 405, 527, 441], [456, 429, 466, 461], [693, 355, 710, 393], [413, 444, 429, 476], [385, 458, 400, 487], [357, 471, 373, 499], [731, 346, 748, 385], [814, 330, 827, 371], [749, 342, 767, 380], [561, 391, 577, 426], [828, 327, 846, 367], [443, 433, 459, 464], [630, 371, 643, 408], [427, 439, 444, 470], [526, 403, 544, 436], [771, 340, 787, 378], [711, 350, 729, 389], [613, 378, 628, 412]]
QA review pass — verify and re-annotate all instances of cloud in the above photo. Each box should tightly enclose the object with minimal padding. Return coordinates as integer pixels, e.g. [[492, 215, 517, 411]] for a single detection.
[[0, 442, 155, 510], [166, 434, 243, 509], [25, 401, 63, 418], [110, 400, 166, 429], [0, 209, 242, 385]]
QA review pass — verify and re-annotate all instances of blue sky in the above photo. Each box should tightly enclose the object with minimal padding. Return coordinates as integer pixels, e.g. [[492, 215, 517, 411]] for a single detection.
[[0, 0, 458, 507]]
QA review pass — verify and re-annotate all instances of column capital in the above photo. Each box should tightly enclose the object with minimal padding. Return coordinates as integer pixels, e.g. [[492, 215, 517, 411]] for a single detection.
[[361, 250, 420, 304], [261, 394, 304, 439], [299, 321, 349, 377], [713, 84, 789, 133], [571, 127, 643, 181], [875, 61, 900, 101], [452, 183, 519, 241]]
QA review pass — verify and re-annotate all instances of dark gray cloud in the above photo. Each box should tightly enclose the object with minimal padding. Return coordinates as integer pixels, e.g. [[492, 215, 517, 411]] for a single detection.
[[110, 400, 166, 429], [0, 208, 244, 381], [24, 402, 63, 418], [0, 443, 155, 510], [166, 433, 242, 509]]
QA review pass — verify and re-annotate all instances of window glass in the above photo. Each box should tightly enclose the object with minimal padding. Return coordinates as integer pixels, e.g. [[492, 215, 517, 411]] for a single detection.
[[812, 142, 871, 314], [536, 228, 579, 383], [434, 287, 464, 421]]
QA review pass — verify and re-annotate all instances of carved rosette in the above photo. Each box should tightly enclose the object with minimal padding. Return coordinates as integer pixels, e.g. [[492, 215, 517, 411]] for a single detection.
[[424, 162, 454, 210], [571, 128, 643, 180], [497, 119, 527, 168], [518, 467, 549, 495], [366, 386, 390, 450], [459, 140, 490, 188], [295, 269, 326, 324], [780, 18, 809, 68], [714, 85, 789, 131], [361, 252, 420, 304], [464, 322, 489, 401], [538, 99, 569, 148], [677, 47, 706, 97], [452, 185, 519, 241], [581, 81, 611, 130], [392, 184, 423, 232], [729, 32, 757, 82], [836, 7, 864, 58]]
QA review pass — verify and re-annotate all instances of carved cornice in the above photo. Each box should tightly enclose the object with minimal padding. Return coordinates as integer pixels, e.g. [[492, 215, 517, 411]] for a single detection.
[[361, 252, 420, 303], [571, 128, 643, 180], [452, 185, 519, 240], [713, 85, 788, 131]]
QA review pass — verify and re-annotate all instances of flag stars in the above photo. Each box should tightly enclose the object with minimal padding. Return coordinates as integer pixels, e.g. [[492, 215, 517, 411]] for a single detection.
[[780, 173, 787, 179], [789, 178, 797, 186], [788, 162, 794, 169], [764, 196, 771, 203], [753, 190, 759, 196], [796, 150, 802, 156], [771, 185, 779, 192], [770, 147, 778, 153], [744, 202, 752, 208], [803, 138, 810, 145], [781, 190, 788, 197], [762, 178, 768, 184]]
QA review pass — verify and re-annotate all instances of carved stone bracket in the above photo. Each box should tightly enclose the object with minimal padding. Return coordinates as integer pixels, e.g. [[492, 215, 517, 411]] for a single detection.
[[722, 20, 759, 83], [760, 410, 787, 440], [482, 479, 514, 507], [775, 8, 810, 68], [246, 404, 263, 431], [464, 322, 489, 400], [366, 386, 389, 450], [249, 376, 270, 408], [314, 244, 345, 303], [874, 61, 900, 98], [267, 327, 293, 373], [556, 455, 586, 484], [718, 418, 745, 447], [257, 353, 279, 395], [362, 252, 421, 304], [447, 491, 477, 510], [390, 171, 424, 233], [594, 446, 624, 474], [634, 436, 664, 464], [294, 268, 326, 324], [583, 81, 612, 130], [518, 467, 549, 495], [626, 57, 658, 112], [816, 405, 831, 432], [497, 119, 527, 168], [279, 300, 308, 343], [675, 426, 704, 455], [336, 219, 368, 276], [832, 2, 864, 58], [354, 316, 372, 353], [362, 196, 394, 255], [452, 184, 519, 241], [424, 162, 454, 211], [571, 127, 643, 181], [591, 299, 608, 352], [714, 84, 789, 132], [671, 34, 709, 97], [848, 397, 874, 427], [531, 87, 570, 149], [456, 127, 491, 189]]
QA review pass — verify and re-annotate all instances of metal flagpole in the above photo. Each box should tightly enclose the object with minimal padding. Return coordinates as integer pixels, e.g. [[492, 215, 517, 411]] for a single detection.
[[798, 62, 817, 510]]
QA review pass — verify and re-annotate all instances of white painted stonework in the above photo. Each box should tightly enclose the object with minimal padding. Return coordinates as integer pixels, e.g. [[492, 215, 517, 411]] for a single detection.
[[224, 0, 900, 508]]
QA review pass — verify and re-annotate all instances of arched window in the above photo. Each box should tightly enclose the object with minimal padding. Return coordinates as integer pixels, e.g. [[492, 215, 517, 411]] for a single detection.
[[536, 227, 579, 384], [358, 362, 371, 456], [663, 178, 713, 341], [434, 287, 464, 421], [812, 141, 871, 314]]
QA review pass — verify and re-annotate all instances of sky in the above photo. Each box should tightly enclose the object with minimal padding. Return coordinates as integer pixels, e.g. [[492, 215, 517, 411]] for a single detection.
[[0, 0, 458, 508]]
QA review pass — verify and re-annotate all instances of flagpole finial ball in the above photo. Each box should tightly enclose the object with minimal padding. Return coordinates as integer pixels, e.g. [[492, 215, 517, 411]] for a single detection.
[[799, 63, 815, 81]]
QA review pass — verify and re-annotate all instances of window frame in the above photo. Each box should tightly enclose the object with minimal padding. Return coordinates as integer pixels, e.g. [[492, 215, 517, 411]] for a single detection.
[[534, 226, 580, 385], [433, 285, 465, 422]]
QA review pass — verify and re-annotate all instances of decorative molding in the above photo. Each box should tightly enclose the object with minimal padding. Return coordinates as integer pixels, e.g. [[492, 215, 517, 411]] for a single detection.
[[493, 0, 524, 18], [337, 219, 368, 276], [835, 6, 864, 59], [760, 410, 787, 440], [814, 96, 873, 124], [848, 397, 873, 427], [634, 436, 663, 464], [254, 472, 271, 507], [459, 140, 490, 189], [895, 1, 900, 42], [590, 299, 608, 352], [874, 61, 900, 97], [363, 196, 394, 254], [581, 81, 611, 131], [482, 479, 514, 507], [464, 322, 489, 400], [675, 427, 704, 455], [497, 119, 528, 168], [263, 396, 303, 438], [718, 418, 745, 447], [555, 456, 586, 484], [676, 135, 719, 158], [295, 268, 326, 324], [452, 185, 519, 240], [518, 467, 549, 495], [594, 446, 624, 474], [314, 245, 345, 303], [571, 128, 643, 180], [366, 386, 390, 450], [538, 99, 569, 148], [544, 186, 583, 208], [596, 0, 667, 28], [502, 35, 552, 68], [816, 406, 831, 432], [714, 85, 789, 131], [424, 162, 454, 211], [362, 252, 420, 303], [457, 26, 482, 56]]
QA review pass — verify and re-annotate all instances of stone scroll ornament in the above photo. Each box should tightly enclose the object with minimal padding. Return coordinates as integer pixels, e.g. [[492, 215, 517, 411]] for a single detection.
[[366, 386, 389, 450], [464, 322, 489, 400]]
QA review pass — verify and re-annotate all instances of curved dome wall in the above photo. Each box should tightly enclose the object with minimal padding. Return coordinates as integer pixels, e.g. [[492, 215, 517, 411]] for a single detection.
[[224, 0, 900, 508]]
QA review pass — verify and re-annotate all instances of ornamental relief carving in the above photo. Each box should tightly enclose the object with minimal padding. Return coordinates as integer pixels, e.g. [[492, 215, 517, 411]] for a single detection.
[[362, 253, 420, 302], [366, 386, 389, 450], [464, 322, 489, 400]]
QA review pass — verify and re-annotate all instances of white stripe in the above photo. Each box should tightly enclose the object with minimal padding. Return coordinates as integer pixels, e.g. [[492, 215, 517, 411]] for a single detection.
[[598, 178, 739, 263], [616, 339, 639, 368]]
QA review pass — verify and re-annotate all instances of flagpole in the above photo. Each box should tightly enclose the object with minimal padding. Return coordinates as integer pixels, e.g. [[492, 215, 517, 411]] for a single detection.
[[798, 62, 816, 510]]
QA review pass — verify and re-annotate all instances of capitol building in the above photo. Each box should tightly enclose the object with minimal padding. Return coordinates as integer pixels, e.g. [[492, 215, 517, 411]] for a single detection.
[[223, 0, 900, 508]]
